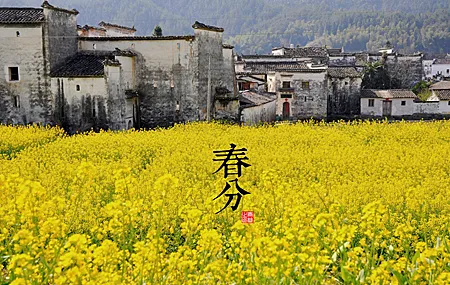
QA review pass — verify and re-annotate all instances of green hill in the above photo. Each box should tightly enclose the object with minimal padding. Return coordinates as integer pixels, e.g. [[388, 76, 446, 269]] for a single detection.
[[1, 0, 449, 54]]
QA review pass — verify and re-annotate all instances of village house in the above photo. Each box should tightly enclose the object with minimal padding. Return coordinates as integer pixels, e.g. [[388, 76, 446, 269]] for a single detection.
[[0, 1, 78, 126], [428, 81, 450, 114], [267, 63, 329, 120], [328, 46, 424, 89], [239, 90, 276, 125], [0, 1, 238, 132], [235, 46, 363, 119], [360, 90, 418, 117], [431, 58, 450, 80]]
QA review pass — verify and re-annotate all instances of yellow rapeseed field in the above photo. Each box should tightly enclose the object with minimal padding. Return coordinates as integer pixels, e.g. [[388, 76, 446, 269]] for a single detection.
[[1, 121, 450, 284]]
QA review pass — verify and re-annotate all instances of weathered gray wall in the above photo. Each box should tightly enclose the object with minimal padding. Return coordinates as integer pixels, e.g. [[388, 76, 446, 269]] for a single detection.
[[328, 77, 362, 116], [241, 99, 276, 126], [52, 76, 108, 133], [79, 29, 238, 128], [195, 29, 229, 121], [79, 38, 198, 128], [413, 102, 439, 114], [291, 74, 328, 119], [272, 71, 328, 119], [385, 56, 423, 88], [368, 54, 423, 88], [43, 8, 78, 73], [0, 24, 51, 125]]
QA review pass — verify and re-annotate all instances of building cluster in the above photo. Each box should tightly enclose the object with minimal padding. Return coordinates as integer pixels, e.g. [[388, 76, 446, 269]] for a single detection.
[[0, 1, 237, 133], [1, 1, 450, 130], [236, 44, 450, 124]]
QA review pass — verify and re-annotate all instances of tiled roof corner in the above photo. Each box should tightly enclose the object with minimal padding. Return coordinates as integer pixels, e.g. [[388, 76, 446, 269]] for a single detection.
[[361, 89, 417, 99], [0, 8, 44, 24], [434, 90, 450, 100], [99, 21, 137, 31], [78, 24, 106, 31], [192, 21, 224, 32], [223, 44, 234, 49], [430, 81, 450, 90]]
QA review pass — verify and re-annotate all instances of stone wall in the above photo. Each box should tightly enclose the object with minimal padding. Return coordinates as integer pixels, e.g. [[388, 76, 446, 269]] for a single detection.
[[413, 102, 439, 114], [80, 37, 198, 128], [241, 100, 276, 126], [0, 24, 51, 125], [79, 28, 238, 128], [43, 6, 78, 73], [195, 28, 238, 122], [327, 77, 362, 117], [290, 73, 328, 119], [271, 71, 328, 119]]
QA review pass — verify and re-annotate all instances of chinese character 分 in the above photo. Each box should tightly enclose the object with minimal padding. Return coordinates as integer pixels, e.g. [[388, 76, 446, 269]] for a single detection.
[[213, 144, 251, 214]]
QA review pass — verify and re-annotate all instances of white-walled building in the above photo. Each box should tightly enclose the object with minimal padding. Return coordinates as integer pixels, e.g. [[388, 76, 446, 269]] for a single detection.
[[267, 65, 329, 120], [428, 81, 450, 114], [0, 2, 238, 132], [431, 59, 450, 79], [239, 91, 276, 125], [361, 90, 418, 117]]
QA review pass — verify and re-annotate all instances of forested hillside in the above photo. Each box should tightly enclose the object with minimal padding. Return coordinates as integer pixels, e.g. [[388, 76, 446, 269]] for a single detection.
[[1, 0, 449, 54]]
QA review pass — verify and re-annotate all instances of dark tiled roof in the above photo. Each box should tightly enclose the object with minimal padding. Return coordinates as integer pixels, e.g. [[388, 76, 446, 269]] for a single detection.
[[79, 35, 195, 41], [275, 68, 326, 73], [328, 67, 362, 78], [430, 81, 450, 90], [240, 91, 276, 108], [222, 44, 234, 49], [434, 59, 450, 64], [434, 90, 450, 100], [99, 21, 136, 31], [51, 52, 114, 77], [0, 8, 44, 24], [283, 47, 328, 58], [242, 55, 288, 59], [192, 21, 224, 32], [389, 90, 418, 98], [237, 75, 265, 85], [361, 89, 418, 99], [78, 24, 106, 31], [41, 1, 78, 15], [243, 62, 308, 73], [327, 48, 343, 54]]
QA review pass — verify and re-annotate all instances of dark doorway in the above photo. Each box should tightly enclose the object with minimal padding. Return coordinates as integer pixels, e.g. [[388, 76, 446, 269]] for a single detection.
[[282, 102, 290, 119], [382, 100, 392, 116]]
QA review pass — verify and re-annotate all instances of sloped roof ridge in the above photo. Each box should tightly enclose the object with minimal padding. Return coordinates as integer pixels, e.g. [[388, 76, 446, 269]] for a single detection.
[[192, 21, 224, 32], [99, 21, 136, 31], [0, 7, 44, 24], [41, 1, 78, 15]]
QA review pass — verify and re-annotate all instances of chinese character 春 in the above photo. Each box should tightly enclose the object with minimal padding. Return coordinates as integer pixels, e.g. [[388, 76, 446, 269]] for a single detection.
[[213, 144, 251, 214]]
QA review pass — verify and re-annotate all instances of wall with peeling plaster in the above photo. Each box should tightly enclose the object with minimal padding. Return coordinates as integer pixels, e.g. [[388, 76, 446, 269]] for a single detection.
[[0, 24, 50, 125]]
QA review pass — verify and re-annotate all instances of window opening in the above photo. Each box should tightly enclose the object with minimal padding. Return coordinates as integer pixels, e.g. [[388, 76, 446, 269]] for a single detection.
[[9, 67, 19, 81], [14, 95, 20, 108]]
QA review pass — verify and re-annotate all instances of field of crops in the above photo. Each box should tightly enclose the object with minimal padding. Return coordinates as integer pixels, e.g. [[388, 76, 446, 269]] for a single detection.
[[1, 121, 450, 284]]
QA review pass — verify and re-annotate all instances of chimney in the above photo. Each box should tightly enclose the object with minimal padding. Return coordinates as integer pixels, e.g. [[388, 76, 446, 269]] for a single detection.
[[289, 44, 294, 49]]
